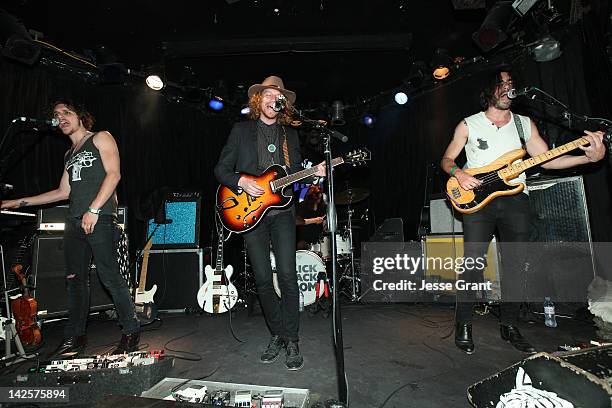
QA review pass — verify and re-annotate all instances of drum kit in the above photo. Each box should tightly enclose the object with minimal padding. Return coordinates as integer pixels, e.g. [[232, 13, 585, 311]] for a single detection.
[[269, 186, 370, 305]]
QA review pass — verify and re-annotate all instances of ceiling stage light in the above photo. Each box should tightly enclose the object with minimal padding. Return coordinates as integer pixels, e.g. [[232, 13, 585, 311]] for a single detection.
[[209, 96, 225, 111], [145, 75, 164, 91], [394, 92, 409, 105]]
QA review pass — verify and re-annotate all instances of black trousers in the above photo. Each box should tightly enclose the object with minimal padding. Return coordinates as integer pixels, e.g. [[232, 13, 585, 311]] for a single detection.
[[456, 194, 530, 325], [63, 216, 139, 338], [243, 210, 299, 342]]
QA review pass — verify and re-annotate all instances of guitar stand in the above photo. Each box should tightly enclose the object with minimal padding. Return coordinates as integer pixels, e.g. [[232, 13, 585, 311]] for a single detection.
[[0, 246, 37, 367]]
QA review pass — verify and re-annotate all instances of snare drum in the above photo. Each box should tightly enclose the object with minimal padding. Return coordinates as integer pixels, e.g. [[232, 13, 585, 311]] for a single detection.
[[320, 233, 351, 260], [272, 250, 326, 306]]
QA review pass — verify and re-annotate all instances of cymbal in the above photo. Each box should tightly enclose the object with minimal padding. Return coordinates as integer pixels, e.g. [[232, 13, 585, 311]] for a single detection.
[[334, 188, 370, 205]]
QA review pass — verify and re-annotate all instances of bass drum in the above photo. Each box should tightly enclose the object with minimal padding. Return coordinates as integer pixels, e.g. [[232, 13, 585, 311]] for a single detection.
[[272, 250, 326, 306]]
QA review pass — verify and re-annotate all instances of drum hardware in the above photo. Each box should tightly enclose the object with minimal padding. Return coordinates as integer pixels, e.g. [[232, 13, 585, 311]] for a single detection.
[[334, 188, 370, 206], [337, 201, 361, 301]]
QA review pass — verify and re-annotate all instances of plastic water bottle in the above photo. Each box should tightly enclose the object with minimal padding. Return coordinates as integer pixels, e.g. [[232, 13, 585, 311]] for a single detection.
[[544, 297, 558, 328], [299, 292, 304, 312]]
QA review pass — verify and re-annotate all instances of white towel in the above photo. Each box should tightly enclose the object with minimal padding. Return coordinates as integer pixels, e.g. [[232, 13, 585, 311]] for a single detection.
[[495, 367, 574, 408]]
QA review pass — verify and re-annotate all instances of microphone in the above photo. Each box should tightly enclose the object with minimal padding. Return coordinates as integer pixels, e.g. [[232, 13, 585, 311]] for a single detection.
[[12, 117, 60, 127], [272, 95, 287, 112], [507, 87, 535, 99], [331, 130, 348, 143]]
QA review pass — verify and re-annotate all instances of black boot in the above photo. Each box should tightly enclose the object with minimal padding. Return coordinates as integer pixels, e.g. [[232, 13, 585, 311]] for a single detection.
[[55, 335, 87, 356], [260, 335, 286, 364], [500, 325, 535, 353], [285, 341, 304, 371], [454, 323, 474, 354], [111, 332, 140, 355]]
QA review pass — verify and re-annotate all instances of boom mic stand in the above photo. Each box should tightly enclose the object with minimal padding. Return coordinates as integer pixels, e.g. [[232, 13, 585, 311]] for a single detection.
[[290, 108, 349, 404], [520, 87, 612, 164]]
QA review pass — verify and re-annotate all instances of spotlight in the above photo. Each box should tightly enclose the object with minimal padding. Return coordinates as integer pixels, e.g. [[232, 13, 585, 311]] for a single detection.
[[394, 92, 409, 105], [472, 1, 514, 52], [208, 96, 225, 111], [145, 74, 164, 91], [240, 106, 250, 115], [532, 35, 562, 62], [431, 48, 452, 80], [362, 115, 375, 128]]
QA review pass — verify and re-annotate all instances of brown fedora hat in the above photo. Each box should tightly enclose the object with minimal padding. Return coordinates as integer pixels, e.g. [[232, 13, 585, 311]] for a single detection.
[[247, 75, 296, 105]]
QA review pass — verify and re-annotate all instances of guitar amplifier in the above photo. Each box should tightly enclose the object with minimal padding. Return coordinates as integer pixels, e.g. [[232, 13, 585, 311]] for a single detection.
[[525, 175, 595, 302], [32, 236, 114, 318], [38, 205, 127, 231], [147, 192, 201, 249], [139, 248, 206, 311]]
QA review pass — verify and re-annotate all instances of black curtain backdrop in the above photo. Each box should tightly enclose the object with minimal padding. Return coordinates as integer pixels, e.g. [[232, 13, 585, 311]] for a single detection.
[[1, 18, 611, 270]]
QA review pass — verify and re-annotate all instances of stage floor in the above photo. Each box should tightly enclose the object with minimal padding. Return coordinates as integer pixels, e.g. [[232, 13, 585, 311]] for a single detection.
[[3, 302, 598, 407]]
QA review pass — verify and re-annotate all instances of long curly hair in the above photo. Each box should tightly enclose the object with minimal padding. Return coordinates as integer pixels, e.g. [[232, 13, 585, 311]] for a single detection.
[[247, 92, 294, 125], [50, 99, 95, 130]]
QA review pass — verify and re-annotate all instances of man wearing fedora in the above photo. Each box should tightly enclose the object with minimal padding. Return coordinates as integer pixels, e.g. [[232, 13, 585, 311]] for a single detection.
[[215, 76, 325, 370]]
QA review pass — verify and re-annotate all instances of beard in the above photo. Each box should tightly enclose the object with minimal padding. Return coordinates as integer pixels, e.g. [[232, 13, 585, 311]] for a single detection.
[[493, 96, 511, 110]]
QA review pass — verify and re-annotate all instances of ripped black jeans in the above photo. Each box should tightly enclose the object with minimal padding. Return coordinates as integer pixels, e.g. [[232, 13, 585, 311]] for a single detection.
[[63, 215, 139, 338]]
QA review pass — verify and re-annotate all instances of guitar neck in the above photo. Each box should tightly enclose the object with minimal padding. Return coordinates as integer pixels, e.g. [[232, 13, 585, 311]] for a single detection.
[[138, 239, 153, 292], [215, 235, 224, 270], [138, 254, 149, 292], [272, 157, 344, 190], [499, 137, 589, 178]]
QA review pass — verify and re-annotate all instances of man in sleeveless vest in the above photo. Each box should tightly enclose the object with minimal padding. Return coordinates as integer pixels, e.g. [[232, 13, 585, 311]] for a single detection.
[[215, 76, 325, 370], [1, 100, 140, 356], [440, 69, 605, 354]]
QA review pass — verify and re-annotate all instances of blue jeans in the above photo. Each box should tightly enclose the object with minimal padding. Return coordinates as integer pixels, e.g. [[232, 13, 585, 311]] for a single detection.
[[243, 210, 299, 342], [63, 215, 139, 337]]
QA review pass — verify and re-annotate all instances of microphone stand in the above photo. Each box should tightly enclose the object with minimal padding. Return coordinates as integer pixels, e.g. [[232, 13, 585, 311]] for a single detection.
[[290, 107, 349, 404], [523, 88, 612, 164]]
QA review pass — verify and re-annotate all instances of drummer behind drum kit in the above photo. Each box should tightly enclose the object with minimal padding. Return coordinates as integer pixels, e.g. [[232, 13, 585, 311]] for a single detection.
[[270, 187, 370, 305]]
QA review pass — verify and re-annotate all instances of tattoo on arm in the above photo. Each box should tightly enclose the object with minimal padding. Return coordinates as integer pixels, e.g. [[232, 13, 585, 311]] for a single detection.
[[19, 200, 28, 208]]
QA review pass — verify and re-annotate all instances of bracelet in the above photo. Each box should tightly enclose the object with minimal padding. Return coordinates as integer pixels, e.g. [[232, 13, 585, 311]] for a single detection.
[[88, 207, 101, 215], [450, 165, 459, 176]]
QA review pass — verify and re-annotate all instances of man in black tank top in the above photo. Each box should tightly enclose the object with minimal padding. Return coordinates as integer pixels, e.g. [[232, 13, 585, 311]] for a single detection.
[[440, 69, 605, 355], [1, 100, 140, 356]]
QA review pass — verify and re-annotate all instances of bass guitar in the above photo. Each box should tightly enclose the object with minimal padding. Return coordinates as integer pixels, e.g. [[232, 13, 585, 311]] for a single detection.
[[217, 148, 371, 233], [446, 137, 591, 214], [197, 222, 238, 314]]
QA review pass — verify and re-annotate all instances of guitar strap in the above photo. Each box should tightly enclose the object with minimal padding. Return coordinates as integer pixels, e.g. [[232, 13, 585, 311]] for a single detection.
[[281, 126, 291, 168], [513, 113, 526, 148]]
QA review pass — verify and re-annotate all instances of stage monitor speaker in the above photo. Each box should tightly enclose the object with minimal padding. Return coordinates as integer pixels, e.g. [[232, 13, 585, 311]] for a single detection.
[[143, 248, 204, 311], [468, 347, 612, 408], [369, 218, 404, 242], [32, 236, 114, 319], [147, 191, 201, 249]]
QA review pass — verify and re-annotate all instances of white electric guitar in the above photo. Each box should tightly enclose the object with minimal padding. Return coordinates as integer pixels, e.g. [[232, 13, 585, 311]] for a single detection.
[[135, 238, 157, 321], [197, 223, 238, 313]]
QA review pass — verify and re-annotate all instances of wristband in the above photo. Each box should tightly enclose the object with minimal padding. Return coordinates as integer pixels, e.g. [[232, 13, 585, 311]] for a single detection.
[[450, 165, 459, 176], [88, 207, 101, 215]]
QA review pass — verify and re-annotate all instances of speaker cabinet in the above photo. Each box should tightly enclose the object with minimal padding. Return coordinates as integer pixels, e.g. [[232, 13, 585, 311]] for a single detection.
[[32, 236, 114, 319], [429, 197, 463, 234], [424, 234, 502, 300], [526, 176, 595, 302], [140, 249, 204, 311]]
